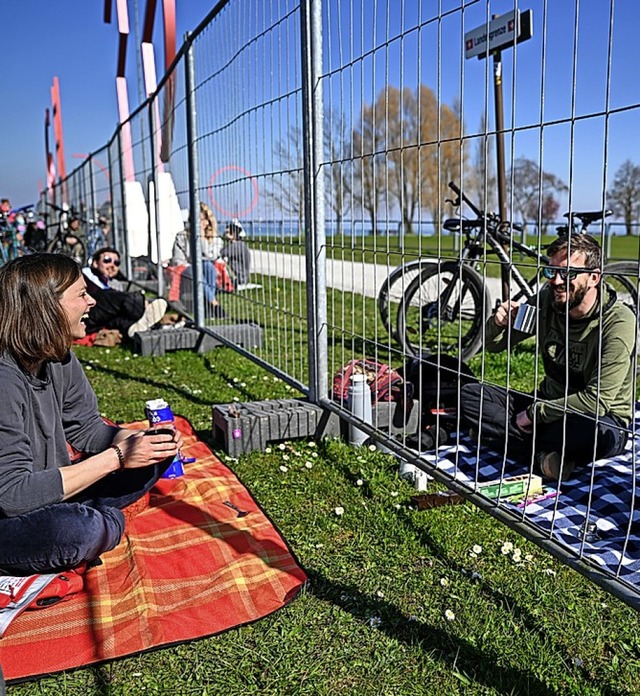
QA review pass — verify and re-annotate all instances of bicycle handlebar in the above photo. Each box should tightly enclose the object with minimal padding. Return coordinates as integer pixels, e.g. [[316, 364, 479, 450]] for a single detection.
[[447, 181, 483, 217]]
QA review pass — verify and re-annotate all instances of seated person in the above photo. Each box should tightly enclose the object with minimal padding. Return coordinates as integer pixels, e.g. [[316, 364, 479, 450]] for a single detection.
[[0, 253, 182, 575], [171, 202, 225, 318], [460, 234, 635, 481], [83, 247, 167, 338], [220, 219, 251, 287]]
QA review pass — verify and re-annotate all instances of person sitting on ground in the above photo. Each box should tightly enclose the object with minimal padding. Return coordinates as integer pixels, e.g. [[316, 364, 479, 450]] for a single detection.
[[220, 218, 251, 287], [0, 253, 182, 575], [171, 202, 226, 318], [460, 233, 636, 481], [83, 247, 168, 338]]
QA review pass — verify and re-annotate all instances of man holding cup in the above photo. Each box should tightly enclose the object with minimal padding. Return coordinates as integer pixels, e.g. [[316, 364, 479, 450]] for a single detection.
[[460, 234, 636, 481]]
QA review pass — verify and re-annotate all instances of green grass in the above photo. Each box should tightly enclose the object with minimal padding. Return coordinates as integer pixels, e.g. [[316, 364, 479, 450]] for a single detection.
[[9, 338, 640, 695]]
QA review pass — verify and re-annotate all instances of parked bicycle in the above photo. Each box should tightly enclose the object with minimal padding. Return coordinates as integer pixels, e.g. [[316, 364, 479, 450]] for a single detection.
[[395, 181, 638, 361], [45, 203, 87, 266]]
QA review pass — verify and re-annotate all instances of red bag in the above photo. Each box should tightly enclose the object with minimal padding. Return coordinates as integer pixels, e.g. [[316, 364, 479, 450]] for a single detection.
[[215, 259, 235, 293], [332, 359, 404, 404]]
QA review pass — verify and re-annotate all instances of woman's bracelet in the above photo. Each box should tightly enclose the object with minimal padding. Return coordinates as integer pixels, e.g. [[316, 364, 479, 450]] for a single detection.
[[110, 444, 126, 470]]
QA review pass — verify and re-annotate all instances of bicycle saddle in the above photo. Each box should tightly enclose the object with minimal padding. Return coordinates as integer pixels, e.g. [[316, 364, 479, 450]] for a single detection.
[[443, 218, 483, 232], [563, 209, 613, 226]]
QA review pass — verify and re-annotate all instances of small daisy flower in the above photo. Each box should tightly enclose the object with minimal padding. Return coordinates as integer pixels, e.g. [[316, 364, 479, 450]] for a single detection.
[[390, 491, 398, 498], [265, 447, 272, 454], [501, 541, 514, 555], [440, 577, 449, 587], [368, 616, 382, 628], [444, 609, 455, 621], [356, 479, 363, 486], [334, 506, 345, 516], [315, 543, 324, 548], [543, 568, 556, 576], [472, 544, 483, 555], [278, 443, 286, 451], [368, 444, 376, 452], [376, 590, 385, 598], [282, 454, 289, 461], [308, 441, 316, 448], [279, 465, 288, 473], [305, 461, 313, 469]]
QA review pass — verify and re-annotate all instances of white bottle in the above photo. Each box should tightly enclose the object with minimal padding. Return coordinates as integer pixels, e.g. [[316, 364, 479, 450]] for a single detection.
[[348, 374, 373, 446]]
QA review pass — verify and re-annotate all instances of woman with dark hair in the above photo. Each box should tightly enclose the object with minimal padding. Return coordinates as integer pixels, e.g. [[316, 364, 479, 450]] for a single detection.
[[0, 253, 182, 575]]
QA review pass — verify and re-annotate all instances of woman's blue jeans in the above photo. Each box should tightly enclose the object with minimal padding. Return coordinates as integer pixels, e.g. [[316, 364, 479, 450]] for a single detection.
[[0, 464, 164, 576]]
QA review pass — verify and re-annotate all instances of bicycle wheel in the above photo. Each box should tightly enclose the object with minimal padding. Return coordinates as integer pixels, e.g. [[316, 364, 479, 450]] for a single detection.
[[396, 261, 491, 360], [377, 260, 434, 340], [603, 261, 638, 310]]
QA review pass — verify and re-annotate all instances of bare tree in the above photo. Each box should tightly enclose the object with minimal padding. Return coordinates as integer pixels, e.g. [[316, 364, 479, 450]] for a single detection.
[[507, 157, 567, 233], [348, 103, 386, 235], [266, 125, 305, 226], [325, 109, 351, 237], [468, 113, 497, 212], [608, 159, 640, 236]]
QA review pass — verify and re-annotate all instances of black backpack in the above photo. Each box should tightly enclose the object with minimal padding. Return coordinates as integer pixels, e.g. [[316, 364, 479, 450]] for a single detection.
[[398, 353, 477, 450]]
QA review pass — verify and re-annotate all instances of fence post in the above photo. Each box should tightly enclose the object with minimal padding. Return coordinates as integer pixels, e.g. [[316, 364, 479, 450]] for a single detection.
[[116, 127, 131, 279], [107, 138, 118, 249], [300, 0, 327, 404], [148, 99, 162, 297], [88, 157, 97, 226], [184, 34, 204, 326]]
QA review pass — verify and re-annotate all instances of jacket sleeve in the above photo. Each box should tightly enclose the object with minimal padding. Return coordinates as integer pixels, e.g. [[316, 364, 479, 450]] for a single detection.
[[0, 370, 64, 516], [59, 353, 120, 453], [537, 311, 636, 423]]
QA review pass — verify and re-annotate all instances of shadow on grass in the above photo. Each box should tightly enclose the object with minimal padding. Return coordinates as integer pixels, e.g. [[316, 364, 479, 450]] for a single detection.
[[307, 567, 558, 694]]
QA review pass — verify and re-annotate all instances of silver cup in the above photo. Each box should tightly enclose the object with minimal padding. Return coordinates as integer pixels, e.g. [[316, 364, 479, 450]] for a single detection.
[[513, 303, 537, 334]]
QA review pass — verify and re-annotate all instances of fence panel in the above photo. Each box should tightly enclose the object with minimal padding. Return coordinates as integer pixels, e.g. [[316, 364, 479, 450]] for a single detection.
[[41, 0, 640, 609]]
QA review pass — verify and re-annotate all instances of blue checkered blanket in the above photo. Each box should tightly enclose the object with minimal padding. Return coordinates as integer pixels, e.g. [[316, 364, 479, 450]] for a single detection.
[[420, 405, 640, 586]]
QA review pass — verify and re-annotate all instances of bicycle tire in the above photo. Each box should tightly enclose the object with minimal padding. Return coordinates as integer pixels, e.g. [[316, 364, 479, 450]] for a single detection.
[[396, 261, 491, 360], [47, 237, 87, 266], [377, 259, 435, 339], [602, 261, 638, 310]]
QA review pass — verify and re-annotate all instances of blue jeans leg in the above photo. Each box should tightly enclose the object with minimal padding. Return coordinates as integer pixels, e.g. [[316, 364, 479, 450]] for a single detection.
[[202, 260, 217, 304], [0, 463, 164, 576]]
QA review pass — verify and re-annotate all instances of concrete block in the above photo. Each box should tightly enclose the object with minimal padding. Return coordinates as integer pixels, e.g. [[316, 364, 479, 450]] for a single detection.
[[212, 398, 341, 456], [134, 324, 262, 357]]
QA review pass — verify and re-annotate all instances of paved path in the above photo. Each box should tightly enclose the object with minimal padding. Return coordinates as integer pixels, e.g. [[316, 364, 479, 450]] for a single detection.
[[250, 249, 503, 303]]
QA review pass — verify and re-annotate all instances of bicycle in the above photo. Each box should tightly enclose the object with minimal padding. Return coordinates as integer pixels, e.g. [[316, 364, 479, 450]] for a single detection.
[[395, 181, 638, 361], [45, 203, 87, 266]]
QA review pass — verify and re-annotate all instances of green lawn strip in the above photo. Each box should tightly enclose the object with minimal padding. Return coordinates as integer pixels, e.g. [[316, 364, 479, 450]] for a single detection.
[[8, 341, 640, 694]]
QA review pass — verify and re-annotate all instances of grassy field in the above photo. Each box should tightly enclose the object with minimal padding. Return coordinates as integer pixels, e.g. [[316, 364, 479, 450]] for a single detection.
[[8, 333, 640, 695], [257, 230, 640, 270]]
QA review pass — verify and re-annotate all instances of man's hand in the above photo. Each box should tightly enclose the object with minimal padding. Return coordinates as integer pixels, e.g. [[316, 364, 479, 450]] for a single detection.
[[494, 300, 521, 327], [515, 409, 533, 434]]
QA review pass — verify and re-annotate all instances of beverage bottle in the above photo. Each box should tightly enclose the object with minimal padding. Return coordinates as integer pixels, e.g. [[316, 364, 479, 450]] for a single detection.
[[145, 398, 185, 478], [347, 374, 373, 446]]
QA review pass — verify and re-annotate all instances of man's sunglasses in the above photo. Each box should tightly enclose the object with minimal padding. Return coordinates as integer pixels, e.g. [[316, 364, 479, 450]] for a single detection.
[[541, 266, 592, 281], [101, 256, 121, 267]]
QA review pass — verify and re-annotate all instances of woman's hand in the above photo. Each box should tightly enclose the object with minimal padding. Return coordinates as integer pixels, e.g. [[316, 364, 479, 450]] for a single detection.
[[115, 428, 183, 469]]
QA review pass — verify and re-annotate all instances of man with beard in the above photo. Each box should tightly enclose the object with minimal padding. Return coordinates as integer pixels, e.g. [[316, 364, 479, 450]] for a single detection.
[[460, 234, 636, 481]]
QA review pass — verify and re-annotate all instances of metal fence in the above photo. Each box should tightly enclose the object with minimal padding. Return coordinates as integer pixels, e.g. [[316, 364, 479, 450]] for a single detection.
[[42, 1, 640, 609]]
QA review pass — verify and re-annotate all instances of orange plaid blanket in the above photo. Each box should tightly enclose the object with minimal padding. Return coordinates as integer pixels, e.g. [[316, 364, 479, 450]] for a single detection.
[[0, 417, 307, 681]]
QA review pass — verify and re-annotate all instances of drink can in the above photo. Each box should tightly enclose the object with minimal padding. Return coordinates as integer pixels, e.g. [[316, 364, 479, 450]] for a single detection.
[[145, 398, 184, 478], [145, 398, 174, 427]]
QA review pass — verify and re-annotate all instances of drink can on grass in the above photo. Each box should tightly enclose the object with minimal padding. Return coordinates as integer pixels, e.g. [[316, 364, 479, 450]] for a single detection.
[[145, 398, 185, 478]]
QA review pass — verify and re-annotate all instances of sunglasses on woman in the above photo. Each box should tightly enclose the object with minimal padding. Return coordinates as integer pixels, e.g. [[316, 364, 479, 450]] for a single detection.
[[101, 256, 121, 267], [541, 266, 591, 281]]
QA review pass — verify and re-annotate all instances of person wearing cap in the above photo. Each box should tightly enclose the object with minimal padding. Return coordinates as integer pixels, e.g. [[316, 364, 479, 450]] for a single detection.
[[220, 218, 251, 287], [82, 247, 167, 338]]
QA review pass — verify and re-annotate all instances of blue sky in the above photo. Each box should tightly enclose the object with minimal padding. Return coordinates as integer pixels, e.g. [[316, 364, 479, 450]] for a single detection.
[[2, 1, 639, 216]]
